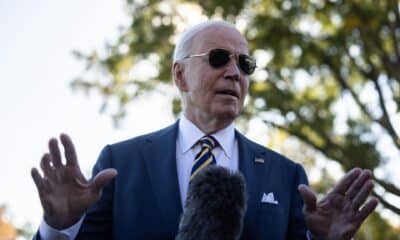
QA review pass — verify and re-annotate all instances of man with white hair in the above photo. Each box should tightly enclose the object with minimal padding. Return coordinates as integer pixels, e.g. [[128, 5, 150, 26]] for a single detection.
[[32, 20, 378, 239]]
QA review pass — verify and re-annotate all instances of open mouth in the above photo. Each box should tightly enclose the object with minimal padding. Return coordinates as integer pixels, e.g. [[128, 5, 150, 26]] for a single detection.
[[215, 89, 239, 99]]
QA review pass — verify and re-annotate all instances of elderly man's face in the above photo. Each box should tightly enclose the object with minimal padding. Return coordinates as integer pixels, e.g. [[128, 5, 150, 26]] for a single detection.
[[179, 25, 250, 124]]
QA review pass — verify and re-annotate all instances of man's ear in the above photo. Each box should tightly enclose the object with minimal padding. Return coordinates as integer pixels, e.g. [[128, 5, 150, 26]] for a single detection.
[[173, 62, 188, 92]]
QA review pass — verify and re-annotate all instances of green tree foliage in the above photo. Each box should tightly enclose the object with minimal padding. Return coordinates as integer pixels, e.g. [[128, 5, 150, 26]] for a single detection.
[[72, 0, 400, 223], [356, 212, 400, 239]]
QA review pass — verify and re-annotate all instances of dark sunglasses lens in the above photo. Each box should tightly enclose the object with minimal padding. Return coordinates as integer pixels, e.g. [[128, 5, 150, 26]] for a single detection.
[[239, 55, 256, 74], [209, 49, 231, 68]]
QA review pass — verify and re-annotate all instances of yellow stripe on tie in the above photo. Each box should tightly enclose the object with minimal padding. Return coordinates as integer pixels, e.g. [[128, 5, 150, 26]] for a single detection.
[[207, 137, 215, 147], [192, 148, 210, 166], [190, 135, 219, 181], [190, 156, 213, 180]]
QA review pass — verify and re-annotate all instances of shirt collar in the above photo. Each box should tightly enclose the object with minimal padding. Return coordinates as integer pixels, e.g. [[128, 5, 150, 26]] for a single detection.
[[178, 114, 235, 159]]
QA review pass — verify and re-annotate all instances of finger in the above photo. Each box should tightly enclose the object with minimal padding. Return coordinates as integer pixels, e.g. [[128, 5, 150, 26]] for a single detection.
[[345, 170, 372, 199], [60, 133, 78, 167], [357, 198, 378, 221], [90, 169, 118, 194], [298, 184, 317, 212], [31, 168, 49, 194], [331, 168, 362, 195], [49, 138, 62, 168], [351, 180, 374, 210], [40, 153, 55, 179]]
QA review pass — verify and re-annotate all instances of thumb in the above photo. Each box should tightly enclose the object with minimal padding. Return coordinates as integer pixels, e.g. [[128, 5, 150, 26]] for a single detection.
[[298, 184, 317, 212], [90, 168, 118, 193]]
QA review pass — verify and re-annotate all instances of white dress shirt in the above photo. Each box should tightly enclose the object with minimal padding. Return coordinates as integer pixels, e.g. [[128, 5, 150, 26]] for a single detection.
[[176, 115, 238, 206], [39, 115, 239, 239]]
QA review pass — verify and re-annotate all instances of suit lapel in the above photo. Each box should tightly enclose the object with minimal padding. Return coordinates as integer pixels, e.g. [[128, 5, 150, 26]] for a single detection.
[[236, 131, 270, 218], [142, 121, 182, 233], [140, 125, 269, 234]]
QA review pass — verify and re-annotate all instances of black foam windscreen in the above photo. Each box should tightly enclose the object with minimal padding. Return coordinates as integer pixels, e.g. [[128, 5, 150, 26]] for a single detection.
[[176, 165, 247, 240]]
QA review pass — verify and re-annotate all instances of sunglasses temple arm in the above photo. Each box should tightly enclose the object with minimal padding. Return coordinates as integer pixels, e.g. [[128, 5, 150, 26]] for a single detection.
[[185, 53, 209, 58]]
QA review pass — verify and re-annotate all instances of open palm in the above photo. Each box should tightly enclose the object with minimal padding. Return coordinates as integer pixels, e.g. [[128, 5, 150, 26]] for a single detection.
[[299, 168, 378, 240], [31, 134, 117, 229]]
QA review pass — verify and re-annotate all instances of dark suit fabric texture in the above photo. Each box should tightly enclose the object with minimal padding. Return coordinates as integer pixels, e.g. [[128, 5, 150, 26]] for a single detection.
[[35, 121, 309, 240]]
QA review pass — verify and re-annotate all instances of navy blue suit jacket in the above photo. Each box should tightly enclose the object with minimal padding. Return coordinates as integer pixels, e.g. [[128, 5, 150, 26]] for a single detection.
[[37, 121, 310, 239]]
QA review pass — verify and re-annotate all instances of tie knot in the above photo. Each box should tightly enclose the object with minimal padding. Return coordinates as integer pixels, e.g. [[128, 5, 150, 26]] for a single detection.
[[198, 135, 218, 150]]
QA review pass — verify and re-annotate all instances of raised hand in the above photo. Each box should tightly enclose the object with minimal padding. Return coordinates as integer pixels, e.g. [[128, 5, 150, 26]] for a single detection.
[[31, 134, 117, 229], [298, 168, 378, 240]]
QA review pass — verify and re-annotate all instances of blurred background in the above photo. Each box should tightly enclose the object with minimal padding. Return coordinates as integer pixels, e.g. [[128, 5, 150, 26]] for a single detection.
[[1, 0, 399, 239]]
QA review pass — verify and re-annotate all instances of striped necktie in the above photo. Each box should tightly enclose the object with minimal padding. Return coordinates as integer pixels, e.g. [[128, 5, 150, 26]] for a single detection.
[[190, 135, 219, 181]]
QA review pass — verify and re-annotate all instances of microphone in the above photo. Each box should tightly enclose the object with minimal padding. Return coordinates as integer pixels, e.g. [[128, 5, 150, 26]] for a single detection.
[[176, 165, 247, 240]]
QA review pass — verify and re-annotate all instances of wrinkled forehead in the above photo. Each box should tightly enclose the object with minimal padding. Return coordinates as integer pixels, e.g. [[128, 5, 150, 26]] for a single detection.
[[190, 25, 249, 55]]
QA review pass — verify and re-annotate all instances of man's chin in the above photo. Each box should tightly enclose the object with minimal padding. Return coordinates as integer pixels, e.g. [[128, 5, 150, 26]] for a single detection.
[[213, 109, 240, 122]]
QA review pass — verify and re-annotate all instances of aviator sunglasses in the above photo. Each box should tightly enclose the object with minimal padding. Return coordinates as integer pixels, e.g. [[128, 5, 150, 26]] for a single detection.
[[183, 48, 257, 75]]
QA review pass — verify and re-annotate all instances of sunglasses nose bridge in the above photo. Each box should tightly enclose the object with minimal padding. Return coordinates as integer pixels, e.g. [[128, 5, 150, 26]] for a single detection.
[[224, 53, 241, 69], [228, 53, 239, 63], [224, 53, 242, 76]]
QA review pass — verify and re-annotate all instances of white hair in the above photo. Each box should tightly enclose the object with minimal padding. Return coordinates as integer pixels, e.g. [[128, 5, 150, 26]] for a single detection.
[[173, 20, 238, 63]]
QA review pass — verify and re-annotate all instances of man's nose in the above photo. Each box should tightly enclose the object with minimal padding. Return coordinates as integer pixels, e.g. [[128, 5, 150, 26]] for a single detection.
[[223, 57, 241, 81]]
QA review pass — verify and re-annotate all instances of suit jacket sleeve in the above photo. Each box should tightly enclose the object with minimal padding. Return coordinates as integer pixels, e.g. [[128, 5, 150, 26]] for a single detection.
[[286, 163, 309, 239], [75, 145, 115, 240]]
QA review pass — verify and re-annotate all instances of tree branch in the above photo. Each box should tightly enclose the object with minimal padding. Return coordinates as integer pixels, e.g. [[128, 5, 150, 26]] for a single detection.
[[323, 56, 374, 123], [370, 76, 400, 148], [363, 25, 400, 84], [346, 36, 400, 149], [261, 119, 329, 155], [359, 47, 400, 148], [374, 176, 400, 196], [261, 118, 352, 169], [372, 191, 400, 215]]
